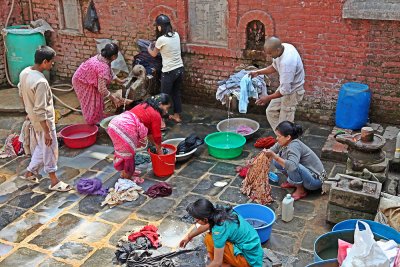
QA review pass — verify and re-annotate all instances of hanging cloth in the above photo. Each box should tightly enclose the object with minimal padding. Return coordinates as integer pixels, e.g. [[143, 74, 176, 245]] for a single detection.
[[241, 152, 273, 205]]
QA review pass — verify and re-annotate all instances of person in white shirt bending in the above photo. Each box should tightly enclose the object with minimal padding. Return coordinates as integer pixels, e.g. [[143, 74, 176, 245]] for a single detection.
[[148, 14, 184, 127], [250, 37, 305, 132]]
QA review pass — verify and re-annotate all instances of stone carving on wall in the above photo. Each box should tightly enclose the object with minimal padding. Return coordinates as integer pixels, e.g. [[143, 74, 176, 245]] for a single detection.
[[188, 0, 227, 46], [246, 20, 265, 51]]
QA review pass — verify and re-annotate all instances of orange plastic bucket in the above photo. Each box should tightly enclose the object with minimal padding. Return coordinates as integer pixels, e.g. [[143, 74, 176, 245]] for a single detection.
[[148, 144, 177, 177]]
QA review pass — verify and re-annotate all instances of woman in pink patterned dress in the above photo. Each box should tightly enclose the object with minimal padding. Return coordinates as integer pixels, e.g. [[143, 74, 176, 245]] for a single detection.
[[72, 43, 124, 125], [107, 93, 171, 182]]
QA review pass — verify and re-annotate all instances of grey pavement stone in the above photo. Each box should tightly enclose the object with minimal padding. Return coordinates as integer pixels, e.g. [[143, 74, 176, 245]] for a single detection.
[[168, 176, 200, 198], [0, 212, 50, 243], [0, 243, 13, 256], [99, 206, 132, 224], [294, 201, 316, 218], [90, 159, 116, 173], [383, 126, 399, 140], [328, 163, 346, 178], [33, 192, 80, 220], [271, 186, 287, 201], [231, 176, 243, 187], [53, 242, 93, 260], [158, 216, 193, 248], [300, 135, 327, 157], [0, 205, 27, 230], [179, 160, 214, 179], [273, 217, 306, 233], [294, 249, 314, 267], [75, 194, 106, 215], [267, 232, 297, 254], [108, 219, 148, 245], [173, 249, 208, 267], [301, 230, 321, 251], [0, 183, 34, 205], [173, 194, 207, 217], [7, 191, 46, 209], [38, 258, 73, 267], [304, 124, 332, 137], [209, 162, 237, 176], [81, 248, 115, 267], [219, 187, 249, 204], [0, 247, 47, 267], [58, 156, 102, 170], [136, 198, 175, 221], [29, 214, 83, 250], [119, 194, 148, 211], [58, 147, 86, 158], [192, 175, 231, 196], [72, 220, 113, 243]]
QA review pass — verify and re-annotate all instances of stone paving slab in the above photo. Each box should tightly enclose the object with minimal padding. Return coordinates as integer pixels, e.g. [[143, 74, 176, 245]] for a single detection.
[[81, 247, 115, 267], [0, 247, 47, 267], [52, 241, 93, 260], [0, 205, 27, 231], [38, 257, 73, 267], [29, 213, 83, 250], [136, 198, 176, 221]]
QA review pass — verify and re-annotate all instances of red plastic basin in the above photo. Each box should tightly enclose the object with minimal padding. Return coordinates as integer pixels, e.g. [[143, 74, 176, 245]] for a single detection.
[[59, 124, 98, 149]]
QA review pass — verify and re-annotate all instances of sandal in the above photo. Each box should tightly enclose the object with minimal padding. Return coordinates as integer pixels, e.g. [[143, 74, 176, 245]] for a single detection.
[[48, 181, 72, 192], [280, 182, 296, 189], [292, 192, 308, 201], [19, 174, 40, 184]]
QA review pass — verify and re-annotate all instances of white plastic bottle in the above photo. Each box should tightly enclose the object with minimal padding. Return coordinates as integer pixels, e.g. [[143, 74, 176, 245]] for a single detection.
[[282, 194, 294, 222], [395, 131, 400, 159]]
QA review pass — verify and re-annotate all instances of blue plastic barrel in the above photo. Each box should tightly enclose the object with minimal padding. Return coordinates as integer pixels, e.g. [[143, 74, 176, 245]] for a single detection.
[[233, 203, 275, 243], [332, 219, 400, 243], [335, 82, 371, 130]]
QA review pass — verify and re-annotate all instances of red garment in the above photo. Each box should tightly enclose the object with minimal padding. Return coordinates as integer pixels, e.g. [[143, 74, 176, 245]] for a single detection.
[[130, 103, 162, 145], [11, 135, 22, 155], [236, 165, 249, 178], [254, 136, 276, 149], [128, 225, 160, 248]]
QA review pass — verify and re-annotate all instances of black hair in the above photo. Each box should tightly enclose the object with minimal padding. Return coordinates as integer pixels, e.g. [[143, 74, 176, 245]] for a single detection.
[[143, 93, 170, 115], [155, 14, 174, 38], [34, 45, 56, 64], [186, 198, 239, 231], [101, 43, 119, 60], [276, 121, 303, 140]]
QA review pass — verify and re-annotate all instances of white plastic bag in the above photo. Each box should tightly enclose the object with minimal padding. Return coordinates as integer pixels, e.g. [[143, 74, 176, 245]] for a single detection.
[[342, 221, 390, 267], [95, 39, 129, 76]]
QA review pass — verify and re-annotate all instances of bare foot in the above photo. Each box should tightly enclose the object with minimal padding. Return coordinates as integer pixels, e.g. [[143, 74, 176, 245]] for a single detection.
[[169, 114, 182, 123]]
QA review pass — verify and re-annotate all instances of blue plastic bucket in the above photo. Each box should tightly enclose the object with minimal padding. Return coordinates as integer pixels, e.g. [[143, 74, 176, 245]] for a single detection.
[[335, 82, 371, 130], [332, 219, 400, 244], [233, 203, 275, 243], [314, 229, 387, 262], [306, 259, 338, 267]]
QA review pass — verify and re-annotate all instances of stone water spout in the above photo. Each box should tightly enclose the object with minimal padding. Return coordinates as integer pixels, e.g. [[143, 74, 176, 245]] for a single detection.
[[334, 127, 387, 174]]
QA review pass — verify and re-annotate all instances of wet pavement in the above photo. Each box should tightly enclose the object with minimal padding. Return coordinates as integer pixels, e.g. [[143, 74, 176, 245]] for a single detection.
[[0, 103, 342, 266]]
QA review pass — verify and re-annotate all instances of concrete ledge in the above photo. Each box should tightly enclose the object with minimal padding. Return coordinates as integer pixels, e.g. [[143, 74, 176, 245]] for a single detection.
[[343, 0, 400, 21], [0, 88, 25, 113]]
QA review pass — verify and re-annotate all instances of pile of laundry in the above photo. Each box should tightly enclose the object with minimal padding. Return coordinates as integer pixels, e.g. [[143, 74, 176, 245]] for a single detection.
[[114, 225, 197, 267], [216, 68, 267, 111], [0, 133, 24, 159], [134, 39, 162, 76], [176, 134, 204, 155], [101, 178, 143, 207]]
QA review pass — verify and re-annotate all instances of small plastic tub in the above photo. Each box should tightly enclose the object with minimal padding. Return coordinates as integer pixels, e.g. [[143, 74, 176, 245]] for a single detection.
[[233, 203, 276, 243], [59, 124, 98, 149], [205, 132, 246, 159]]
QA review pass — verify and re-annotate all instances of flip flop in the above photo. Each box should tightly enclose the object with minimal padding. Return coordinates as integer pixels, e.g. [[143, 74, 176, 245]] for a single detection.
[[280, 182, 296, 189], [49, 181, 72, 192], [292, 192, 308, 201], [19, 174, 39, 184]]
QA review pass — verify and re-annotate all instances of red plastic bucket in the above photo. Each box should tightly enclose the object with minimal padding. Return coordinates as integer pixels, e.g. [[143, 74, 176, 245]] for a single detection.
[[148, 144, 177, 177]]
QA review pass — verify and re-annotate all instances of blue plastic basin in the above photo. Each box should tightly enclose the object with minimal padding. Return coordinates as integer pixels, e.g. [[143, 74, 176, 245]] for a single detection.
[[306, 259, 338, 267], [233, 203, 275, 243], [332, 219, 400, 243]]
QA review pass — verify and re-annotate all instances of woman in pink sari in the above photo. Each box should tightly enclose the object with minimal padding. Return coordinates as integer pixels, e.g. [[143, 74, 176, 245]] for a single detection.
[[107, 93, 171, 182], [72, 43, 124, 125]]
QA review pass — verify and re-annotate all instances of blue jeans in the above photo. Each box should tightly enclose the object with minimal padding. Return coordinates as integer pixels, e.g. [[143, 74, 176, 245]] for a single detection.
[[273, 160, 322, 190]]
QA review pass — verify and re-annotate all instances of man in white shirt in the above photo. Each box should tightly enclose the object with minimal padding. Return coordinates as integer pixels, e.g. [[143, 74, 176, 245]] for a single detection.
[[18, 46, 71, 192], [250, 37, 305, 132]]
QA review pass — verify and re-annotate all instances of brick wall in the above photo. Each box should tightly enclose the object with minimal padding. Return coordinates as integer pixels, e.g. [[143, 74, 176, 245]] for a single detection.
[[2, 0, 399, 125]]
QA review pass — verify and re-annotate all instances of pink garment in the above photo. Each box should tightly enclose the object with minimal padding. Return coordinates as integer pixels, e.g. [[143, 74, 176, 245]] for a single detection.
[[72, 55, 112, 125], [107, 112, 148, 175]]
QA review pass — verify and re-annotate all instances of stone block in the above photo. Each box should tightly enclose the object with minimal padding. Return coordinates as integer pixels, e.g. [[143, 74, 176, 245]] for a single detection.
[[329, 174, 381, 213], [326, 203, 375, 224], [321, 128, 351, 162], [382, 176, 399, 196], [346, 158, 389, 183]]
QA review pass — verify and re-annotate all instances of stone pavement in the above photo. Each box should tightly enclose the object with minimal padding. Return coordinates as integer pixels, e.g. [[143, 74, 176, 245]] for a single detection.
[[0, 104, 346, 267]]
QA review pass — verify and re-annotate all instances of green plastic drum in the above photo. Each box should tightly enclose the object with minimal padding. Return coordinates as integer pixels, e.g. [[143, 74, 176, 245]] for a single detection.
[[4, 25, 46, 84], [205, 132, 246, 159]]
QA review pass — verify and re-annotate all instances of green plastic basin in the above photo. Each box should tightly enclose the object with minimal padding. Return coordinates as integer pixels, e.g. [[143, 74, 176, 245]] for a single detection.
[[205, 132, 246, 159]]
